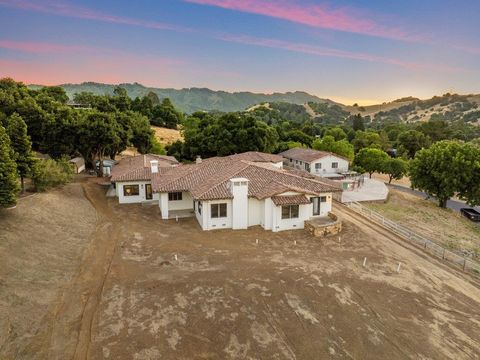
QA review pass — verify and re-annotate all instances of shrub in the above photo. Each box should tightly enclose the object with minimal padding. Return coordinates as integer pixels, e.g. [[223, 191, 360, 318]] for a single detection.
[[32, 157, 74, 192]]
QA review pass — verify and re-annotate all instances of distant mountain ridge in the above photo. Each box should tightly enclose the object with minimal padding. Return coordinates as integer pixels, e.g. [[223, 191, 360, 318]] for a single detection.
[[29, 82, 335, 113], [28, 82, 480, 124]]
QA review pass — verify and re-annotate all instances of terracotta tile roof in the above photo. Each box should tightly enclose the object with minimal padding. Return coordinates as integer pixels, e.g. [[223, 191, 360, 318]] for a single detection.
[[279, 148, 349, 162], [153, 157, 342, 200], [228, 151, 283, 163], [271, 194, 311, 206], [110, 154, 178, 182]]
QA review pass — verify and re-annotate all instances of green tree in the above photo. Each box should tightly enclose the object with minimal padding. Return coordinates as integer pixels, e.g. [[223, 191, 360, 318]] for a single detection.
[[5, 113, 35, 192], [382, 158, 409, 184], [312, 135, 354, 161], [151, 98, 183, 129], [32, 157, 73, 192], [397, 130, 430, 158], [77, 111, 121, 176], [352, 131, 382, 152], [410, 141, 480, 207], [0, 125, 19, 207], [324, 127, 347, 141], [352, 114, 365, 131], [353, 148, 389, 178]]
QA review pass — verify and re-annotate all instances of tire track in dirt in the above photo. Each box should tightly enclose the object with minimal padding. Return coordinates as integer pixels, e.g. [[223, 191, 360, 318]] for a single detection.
[[40, 179, 119, 360], [333, 203, 480, 289]]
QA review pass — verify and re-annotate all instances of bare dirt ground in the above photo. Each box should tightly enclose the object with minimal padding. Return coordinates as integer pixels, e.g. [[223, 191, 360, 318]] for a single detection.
[[371, 173, 411, 188], [366, 189, 480, 255], [2, 180, 480, 359], [0, 182, 97, 359]]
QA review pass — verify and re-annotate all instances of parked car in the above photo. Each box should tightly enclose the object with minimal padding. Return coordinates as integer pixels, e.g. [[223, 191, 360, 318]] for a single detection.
[[460, 208, 480, 222]]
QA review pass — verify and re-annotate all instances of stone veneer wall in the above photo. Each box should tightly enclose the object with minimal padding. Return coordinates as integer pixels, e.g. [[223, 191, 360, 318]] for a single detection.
[[305, 212, 342, 237]]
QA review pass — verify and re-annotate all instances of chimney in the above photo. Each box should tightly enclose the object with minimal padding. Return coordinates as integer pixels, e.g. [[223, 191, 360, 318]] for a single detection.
[[230, 177, 249, 230], [196, 155, 202, 164], [150, 160, 159, 174]]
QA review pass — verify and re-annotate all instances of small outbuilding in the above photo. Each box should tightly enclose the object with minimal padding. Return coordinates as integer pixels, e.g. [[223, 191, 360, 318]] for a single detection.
[[69, 157, 86, 174]]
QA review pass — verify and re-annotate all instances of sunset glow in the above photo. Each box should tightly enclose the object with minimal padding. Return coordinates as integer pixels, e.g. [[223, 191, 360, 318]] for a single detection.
[[0, 0, 478, 103]]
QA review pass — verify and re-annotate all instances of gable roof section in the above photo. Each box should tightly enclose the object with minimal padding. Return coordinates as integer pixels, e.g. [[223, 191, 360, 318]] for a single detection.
[[153, 157, 341, 200], [228, 151, 283, 163], [279, 148, 349, 162], [111, 154, 178, 182], [271, 194, 311, 206]]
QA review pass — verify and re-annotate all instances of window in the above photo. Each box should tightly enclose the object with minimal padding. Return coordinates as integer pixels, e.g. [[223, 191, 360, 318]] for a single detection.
[[211, 203, 227, 218], [295, 160, 298, 164], [315, 163, 322, 170], [332, 162, 338, 169], [281, 205, 299, 219], [198, 202, 202, 214], [305, 163, 310, 172], [168, 192, 182, 201], [123, 184, 139, 196]]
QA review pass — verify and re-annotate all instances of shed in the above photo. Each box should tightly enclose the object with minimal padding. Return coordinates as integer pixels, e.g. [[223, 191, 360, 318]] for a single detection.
[[69, 157, 86, 173]]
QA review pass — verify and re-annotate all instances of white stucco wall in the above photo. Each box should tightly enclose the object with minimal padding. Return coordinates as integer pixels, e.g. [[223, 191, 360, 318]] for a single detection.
[[271, 202, 311, 232], [309, 155, 349, 176], [306, 194, 332, 217], [248, 198, 262, 227], [168, 192, 193, 211], [283, 155, 348, 176], [117, 181, 158, 204], [202, 199, 233, 231]]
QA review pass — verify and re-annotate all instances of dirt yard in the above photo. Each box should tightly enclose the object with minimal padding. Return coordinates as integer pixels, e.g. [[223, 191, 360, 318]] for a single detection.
[[0, 182, 97, 359], [366, 189, 480, 255], [1, 180, 480, 359]]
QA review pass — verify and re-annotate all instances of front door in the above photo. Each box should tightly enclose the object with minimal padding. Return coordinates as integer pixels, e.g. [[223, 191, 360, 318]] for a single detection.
[[145, 184, 153, 200], [312, 197, 320, 216]]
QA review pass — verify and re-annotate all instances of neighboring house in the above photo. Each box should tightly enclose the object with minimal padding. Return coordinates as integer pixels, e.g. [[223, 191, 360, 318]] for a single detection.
[[110, 151, 341, 232], [110, 154, 179, 204], [69, 157, 85, 174], [279, 148, 349, 178]]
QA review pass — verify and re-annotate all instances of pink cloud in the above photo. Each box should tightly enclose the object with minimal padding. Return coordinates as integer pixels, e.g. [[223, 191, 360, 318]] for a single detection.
[[217, 33, 463, 72], [0, 0, 192, 33], [186, 0, 423, 42]]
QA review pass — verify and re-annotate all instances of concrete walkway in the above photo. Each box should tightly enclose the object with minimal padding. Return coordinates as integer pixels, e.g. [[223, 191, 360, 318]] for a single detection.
[[341, 178, 388, 203]]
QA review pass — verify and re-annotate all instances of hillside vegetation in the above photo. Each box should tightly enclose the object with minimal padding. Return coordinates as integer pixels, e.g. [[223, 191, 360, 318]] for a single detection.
[[29, 82, 330, 113], [29, 82, 480, 125]]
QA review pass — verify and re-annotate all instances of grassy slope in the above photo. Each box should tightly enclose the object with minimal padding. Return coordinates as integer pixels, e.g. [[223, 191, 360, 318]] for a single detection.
[[365, 189, 480, 255]]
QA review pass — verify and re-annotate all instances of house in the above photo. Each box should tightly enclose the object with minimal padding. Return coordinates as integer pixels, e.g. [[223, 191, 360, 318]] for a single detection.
[[111, 151, 341, 232], [69, 157, 85, 173], [279, 148, 349, 178], [110, 154, 179, 203]]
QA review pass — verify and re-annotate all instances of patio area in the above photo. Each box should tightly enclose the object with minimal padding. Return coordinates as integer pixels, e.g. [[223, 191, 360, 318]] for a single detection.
[[305, 213, 342, 237]]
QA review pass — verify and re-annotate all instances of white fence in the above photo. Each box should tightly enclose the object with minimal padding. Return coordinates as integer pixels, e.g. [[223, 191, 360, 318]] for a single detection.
[[345, 201, 480, 277]]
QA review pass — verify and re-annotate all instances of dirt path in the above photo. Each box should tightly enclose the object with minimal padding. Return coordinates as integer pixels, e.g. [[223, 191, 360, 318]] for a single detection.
[[333, 202, 480, 289], [38, 179, 120, 360]]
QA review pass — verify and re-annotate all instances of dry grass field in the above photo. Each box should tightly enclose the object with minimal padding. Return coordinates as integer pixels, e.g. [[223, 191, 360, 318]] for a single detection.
[[152, 126, 182, 145], [1, 180, 480, 359], [366, 189, 480, 255]]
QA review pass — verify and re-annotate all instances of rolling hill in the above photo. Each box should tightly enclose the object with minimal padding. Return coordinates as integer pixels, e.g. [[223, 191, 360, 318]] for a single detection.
[[28, 82, 480, 125], [29, 82, 333, 113]]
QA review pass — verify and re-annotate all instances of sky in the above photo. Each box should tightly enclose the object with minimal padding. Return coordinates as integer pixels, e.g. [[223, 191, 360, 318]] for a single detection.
[[0, 0, 479, 105]]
